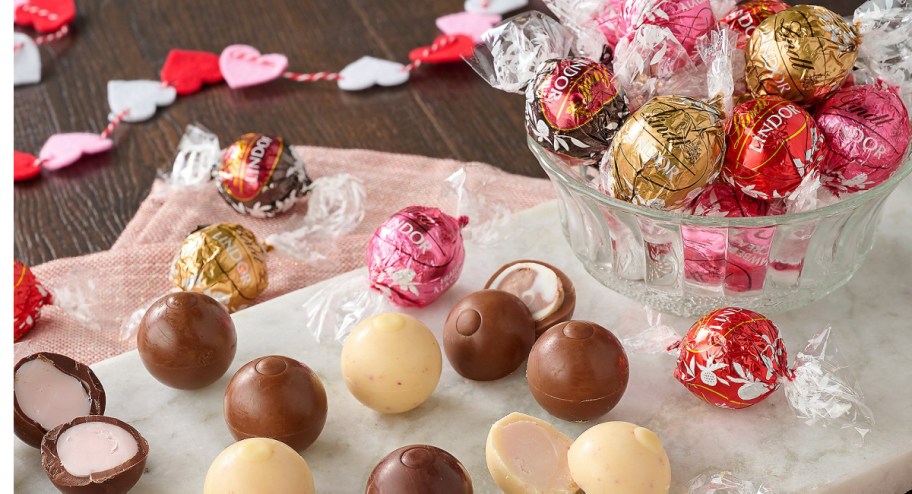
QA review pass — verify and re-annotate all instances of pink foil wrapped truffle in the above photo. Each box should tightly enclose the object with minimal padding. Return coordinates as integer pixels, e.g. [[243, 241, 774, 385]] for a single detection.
[[367, 206, 468, 307], [688, 182, 781, 218], [815, 83, 912, 194], [623, 0, 716, 56]]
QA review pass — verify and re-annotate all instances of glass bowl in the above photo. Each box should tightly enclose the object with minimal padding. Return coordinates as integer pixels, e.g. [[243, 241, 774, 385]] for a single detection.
[[529, 135, 912, 316]]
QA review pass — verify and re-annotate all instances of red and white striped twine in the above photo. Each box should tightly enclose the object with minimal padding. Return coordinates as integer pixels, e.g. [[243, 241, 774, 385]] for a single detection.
[[22, 4, 60, 21], [34, 24, 70, 45], [402, 34, 459, 72], [282, 71, 341, 82], [14, 25, 70, 52], [101, 109, 130, 139]]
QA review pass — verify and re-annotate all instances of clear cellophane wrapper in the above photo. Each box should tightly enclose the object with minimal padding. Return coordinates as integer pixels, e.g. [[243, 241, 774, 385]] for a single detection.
[[165, 124, 221, 187], [301, 270, 392, 343], [465, 10, 576, 93], [445, 166, 513, 246], [687, 471, 776, 494], [265, 174, 367, 261], [542, 0, 624, 59], [854, 0, 912, 110], [780, 327, 875, 439], [612, 24, 737, 111]]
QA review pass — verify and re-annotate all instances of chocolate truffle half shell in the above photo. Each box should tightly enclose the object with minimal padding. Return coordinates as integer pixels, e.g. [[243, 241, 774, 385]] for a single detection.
[[527, 321, 629, 422], [41, 415, 149, 494], [367, 444, 473, 494], [224, 355, 328, 451], [14, 353, 106, 449], [485, 260, 575, 337]]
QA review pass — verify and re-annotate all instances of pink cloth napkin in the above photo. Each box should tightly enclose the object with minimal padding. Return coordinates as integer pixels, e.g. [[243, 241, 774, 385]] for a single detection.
[[16, 146, 556, 365]]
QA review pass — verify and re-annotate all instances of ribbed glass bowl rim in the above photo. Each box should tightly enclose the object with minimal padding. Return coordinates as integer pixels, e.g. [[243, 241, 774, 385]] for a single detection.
[[528, 135, 912, 227]]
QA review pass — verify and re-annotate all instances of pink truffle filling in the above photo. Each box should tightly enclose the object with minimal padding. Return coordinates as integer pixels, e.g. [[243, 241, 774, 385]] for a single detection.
[[57, 422, 139, 476], [14, 359, 91, 431]]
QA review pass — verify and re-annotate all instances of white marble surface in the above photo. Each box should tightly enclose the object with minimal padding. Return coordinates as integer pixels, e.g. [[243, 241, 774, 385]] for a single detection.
[[14, 196, 912, 493]]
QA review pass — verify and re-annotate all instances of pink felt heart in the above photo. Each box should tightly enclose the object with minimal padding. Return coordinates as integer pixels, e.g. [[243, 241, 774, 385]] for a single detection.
[[219, 45, 288, 89], [161, 49, 223, 96], [38, 133, 113, 171], [435, 12, 501, 43], [14, 0, 75, 33]]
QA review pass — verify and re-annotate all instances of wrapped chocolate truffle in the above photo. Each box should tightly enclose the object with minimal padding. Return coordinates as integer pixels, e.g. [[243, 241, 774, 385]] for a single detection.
[[670, 307, 874, 432], [601, 95, 725, 209], [745, 5, 859, 105], [815, 83, 912, 193], [525, 57, 630, 162], [367, 206, 467, 307], [170, 223, 268, 312], [719, 0, 789, 48], [722, 95, 826, 200], [687, 181, 781, 217], [622, 0, 716, 56], [215, 133, 311, 217], [466, 13, 629, 162], [14, 260, 52, 342]]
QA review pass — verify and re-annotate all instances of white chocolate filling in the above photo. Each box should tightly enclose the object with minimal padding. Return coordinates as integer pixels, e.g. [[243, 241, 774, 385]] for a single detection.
[[490, 263, 564, 321], [57, 422, 139, 476], [485, 412, 577, 494], [14, 359, 92, 431]]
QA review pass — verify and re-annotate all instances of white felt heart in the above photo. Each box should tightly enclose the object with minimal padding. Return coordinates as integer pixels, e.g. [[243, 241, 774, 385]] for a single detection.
[[107, 80, 178, 123], [14, 33, 41, 86], [464, 0, 528, 14], [337, 56, 410, 92]]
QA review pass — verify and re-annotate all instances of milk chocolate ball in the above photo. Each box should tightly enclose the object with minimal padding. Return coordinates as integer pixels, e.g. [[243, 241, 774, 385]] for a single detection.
[[367, 444, 473, 494], [527, 321, 629, 422], [443, 290, 536, 381], [224, 356, 328, 452], [137, 292, 237, 390]]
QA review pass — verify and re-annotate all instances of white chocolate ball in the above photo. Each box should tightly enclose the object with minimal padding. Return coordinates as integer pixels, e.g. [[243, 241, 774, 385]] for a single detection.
[[567, 421, 671, 494], [341, 312, 442, 414], [204, 438, 315, 494], [486, 412, 577, 494]]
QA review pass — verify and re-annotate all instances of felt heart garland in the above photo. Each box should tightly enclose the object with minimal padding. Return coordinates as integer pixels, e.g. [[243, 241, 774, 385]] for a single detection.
[[13, 4, 515, 181]]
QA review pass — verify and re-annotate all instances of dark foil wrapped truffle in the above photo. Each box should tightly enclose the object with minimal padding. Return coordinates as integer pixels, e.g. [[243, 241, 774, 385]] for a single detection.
[[525, 58, 629, 163], [215, 133, 311, 217]]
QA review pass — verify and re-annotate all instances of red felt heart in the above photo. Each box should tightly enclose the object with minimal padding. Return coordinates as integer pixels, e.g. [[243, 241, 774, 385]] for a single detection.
[[14, 151, 41, 182], [160, 49, 224, 96], [409, 34, 475, 64], [14, 0, 75, 33]]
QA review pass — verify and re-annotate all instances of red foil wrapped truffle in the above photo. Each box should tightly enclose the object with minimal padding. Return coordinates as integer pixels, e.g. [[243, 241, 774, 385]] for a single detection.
[[672, 307, 788, 408], [14, 261, 52, 342], [525, 58, 629, 163], [367, 206, 467, 307], [815, 83, 912, 194], [722, 96, 826, 200], [719, 0, 789, 48]]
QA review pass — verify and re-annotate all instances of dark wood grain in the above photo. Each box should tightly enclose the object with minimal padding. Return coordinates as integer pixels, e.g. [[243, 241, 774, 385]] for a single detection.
[[13, 0, 863, 266]]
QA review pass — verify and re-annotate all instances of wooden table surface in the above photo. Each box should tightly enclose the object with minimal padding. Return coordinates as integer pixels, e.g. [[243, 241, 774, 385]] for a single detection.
[[13, 0, 861, 266]]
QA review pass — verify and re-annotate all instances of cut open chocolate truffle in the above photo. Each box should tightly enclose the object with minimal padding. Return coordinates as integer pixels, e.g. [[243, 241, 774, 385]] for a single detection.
[[485, 260, 575, 337], [485, 412, 578, 494], [41, 415, 149, 494], [14, 353, 106, 449]]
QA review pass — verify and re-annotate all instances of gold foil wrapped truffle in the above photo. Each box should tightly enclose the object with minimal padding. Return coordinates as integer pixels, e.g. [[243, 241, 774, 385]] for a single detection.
[[170, 223, 268, 311], [745, 5, 859, 105], [601, 95, 725, 210]]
